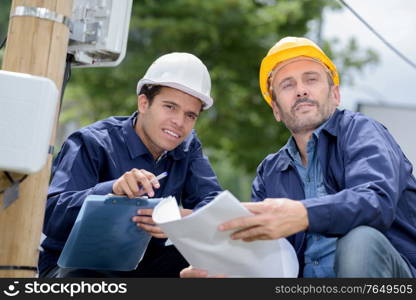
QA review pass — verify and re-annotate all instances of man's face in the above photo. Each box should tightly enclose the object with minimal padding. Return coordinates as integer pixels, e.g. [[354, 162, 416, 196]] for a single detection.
[[136, 86, 202, 158], [270, 59, 340, 134]]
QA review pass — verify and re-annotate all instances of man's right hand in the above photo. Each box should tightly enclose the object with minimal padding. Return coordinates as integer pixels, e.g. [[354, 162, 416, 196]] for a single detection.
[[112, 168, 160, 198]]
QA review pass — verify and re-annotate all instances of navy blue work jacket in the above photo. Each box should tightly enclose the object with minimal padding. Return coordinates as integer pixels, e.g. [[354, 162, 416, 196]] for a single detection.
[[39, 113, 222, 274], [252, 109, 416, 277]]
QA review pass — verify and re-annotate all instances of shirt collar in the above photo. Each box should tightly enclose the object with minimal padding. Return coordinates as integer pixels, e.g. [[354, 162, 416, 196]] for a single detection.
[[122, 112, 188, 161], [285, 136, 299, 162], [122, 112, 151, 159]]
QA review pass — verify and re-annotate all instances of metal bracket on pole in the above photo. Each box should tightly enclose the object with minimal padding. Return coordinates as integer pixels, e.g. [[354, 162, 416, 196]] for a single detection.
[[10, 6, 72, 29]]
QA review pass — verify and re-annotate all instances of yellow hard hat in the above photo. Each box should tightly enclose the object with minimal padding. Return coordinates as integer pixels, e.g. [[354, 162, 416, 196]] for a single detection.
[[259, 37, 339, 106]]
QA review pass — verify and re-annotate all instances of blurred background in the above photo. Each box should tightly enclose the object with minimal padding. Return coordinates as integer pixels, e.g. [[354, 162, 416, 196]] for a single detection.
[[1, 0, 414, 201]]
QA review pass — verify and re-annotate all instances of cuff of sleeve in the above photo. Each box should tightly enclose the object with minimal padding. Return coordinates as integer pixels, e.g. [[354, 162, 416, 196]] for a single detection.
[[92, 180, 116, 195], [302, 197, 332, 233], [193, 191, 222, 210]]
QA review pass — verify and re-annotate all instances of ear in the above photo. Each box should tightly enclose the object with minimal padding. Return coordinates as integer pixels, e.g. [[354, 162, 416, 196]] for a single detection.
[[138, 94, 149, 114], [271, 100, 282, 122], [330, 85, 341, 107]]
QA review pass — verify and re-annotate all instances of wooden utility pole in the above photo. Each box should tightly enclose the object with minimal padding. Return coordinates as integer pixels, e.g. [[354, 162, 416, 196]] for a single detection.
[[0, 0, 72, 277]]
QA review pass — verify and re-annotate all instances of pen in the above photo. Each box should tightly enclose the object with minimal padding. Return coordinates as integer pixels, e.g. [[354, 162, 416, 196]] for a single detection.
[[139, 171, 168, 195], [153, 171, 168, 183]]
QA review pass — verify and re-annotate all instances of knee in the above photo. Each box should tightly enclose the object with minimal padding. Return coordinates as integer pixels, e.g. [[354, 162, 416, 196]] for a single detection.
[[335, 226, 386, 277], [337, 226, 383, 252]]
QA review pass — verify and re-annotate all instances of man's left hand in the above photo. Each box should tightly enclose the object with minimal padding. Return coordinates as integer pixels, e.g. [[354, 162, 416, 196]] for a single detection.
[[132, 208, 193, 239], [218, 198, 308, 242]]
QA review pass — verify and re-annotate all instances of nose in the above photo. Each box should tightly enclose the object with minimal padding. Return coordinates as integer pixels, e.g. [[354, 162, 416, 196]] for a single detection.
[[296, 83, 309, 98], [171, 112, 185, 128]]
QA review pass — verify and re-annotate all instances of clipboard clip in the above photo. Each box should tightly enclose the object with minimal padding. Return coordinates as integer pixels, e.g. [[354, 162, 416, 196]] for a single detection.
[[104, 194, 160, 207]]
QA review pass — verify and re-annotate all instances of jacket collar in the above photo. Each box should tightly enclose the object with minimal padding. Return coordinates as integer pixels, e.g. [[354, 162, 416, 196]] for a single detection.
[[272, 147, 293, 172], [320, 108, 342, 137]]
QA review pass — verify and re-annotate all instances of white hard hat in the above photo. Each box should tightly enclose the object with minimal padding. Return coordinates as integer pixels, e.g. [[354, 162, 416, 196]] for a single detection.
[[136, 52, 214, 110]]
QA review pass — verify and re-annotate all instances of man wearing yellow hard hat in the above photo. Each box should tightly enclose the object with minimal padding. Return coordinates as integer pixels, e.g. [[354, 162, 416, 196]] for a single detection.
[[182, 37, 416, 278]]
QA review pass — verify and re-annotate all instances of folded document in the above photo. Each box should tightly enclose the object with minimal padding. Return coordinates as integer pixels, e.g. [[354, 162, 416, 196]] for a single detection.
[[153, 190, 299, 277]]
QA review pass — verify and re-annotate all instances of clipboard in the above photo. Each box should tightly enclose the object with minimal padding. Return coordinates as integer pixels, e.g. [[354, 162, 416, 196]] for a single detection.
[[57, 194, 162, 271]]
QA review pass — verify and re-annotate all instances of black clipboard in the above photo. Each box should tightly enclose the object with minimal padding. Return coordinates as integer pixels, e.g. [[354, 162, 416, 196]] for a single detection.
[[57, 194, 161, 271]]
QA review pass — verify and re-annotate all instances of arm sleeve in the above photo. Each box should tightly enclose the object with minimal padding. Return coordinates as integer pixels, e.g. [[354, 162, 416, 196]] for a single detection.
[[303, 116, 410, 235], [43, 132, 116, 242], [251, 161, 267, 203], [181, 135, 222, 210]]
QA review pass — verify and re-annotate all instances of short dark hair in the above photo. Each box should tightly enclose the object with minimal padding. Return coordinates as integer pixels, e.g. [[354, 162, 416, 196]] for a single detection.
[[138, 84, 163, 105]]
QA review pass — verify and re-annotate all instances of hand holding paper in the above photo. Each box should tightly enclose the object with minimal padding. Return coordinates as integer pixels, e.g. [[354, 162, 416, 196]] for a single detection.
[[133, 206, 192, 239], [219, 198, 309, 242], [152, 191, 299, 277]]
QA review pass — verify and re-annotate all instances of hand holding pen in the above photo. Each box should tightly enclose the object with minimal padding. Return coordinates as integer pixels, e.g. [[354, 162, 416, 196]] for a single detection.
[[112, 169, 168, 198]]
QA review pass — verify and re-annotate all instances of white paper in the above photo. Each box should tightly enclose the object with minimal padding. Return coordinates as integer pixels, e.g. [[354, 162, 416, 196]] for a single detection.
[[153, 190, 299, 277]]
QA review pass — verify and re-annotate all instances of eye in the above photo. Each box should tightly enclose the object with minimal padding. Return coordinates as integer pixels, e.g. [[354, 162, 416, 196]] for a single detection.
[[164, 104, 175, 111], [186, 113, 198, 121], [282, 82, 294, 90], [305, 73, 320, 83]]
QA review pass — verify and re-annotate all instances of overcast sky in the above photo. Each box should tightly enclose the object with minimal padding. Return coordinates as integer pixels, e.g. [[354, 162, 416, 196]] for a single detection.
[[323, 0, 416, 111]]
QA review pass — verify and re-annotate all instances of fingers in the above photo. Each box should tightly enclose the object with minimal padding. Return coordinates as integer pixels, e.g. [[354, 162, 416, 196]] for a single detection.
[[180, 266, 209, 278], [230, 226, 264, 240], [218, 215, 261, 232], [138, 223, 167, 239], [133, 209, 155, 225], [125, 170, 143, 196], [220, 198, 305, 242], [132, 209, 166, 238], [180, 208, 193, 217], [208, 274, 227, 278], [112, 169, 161, 198], [132, 218, 166, 238], [218, 212, 280, 241], [242, 235, 269, 242], [115, 179, 135, 198], [243, 198, 286, 215], [242, 199, 284, 214], [132, 215, 155, 225], [135, 169, 159, 197], [242, 202, 267, 214], [179, 266, 226, 278], [137, 209, 154, 218]]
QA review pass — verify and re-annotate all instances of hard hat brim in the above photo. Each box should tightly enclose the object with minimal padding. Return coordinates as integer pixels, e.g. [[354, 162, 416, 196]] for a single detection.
[[136, 79, 213, 110]]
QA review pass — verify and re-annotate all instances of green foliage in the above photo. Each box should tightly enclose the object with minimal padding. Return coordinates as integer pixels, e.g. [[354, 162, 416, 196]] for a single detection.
[[0, 1, 11, 66], [0, 1, 10, 33], [66, 0, 349, 173]]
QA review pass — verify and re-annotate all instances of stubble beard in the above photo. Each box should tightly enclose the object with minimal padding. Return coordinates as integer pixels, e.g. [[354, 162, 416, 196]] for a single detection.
[[280, 97, 334, 135]]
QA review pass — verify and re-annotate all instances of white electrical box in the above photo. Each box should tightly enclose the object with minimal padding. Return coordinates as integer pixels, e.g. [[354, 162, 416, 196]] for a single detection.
[[0, 70, 58, 174], [68, 0, 133, 67]]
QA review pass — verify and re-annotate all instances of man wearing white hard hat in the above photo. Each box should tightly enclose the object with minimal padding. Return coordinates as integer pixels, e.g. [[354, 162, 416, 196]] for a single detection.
[[39, 52, 222, 277], [182, 37, 416, 278]]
